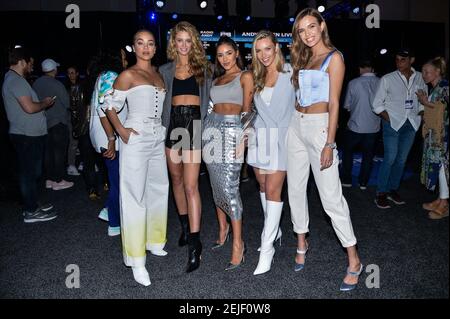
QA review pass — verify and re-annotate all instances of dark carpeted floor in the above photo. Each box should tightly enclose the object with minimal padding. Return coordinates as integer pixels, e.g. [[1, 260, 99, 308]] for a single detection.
[[0, 171, 448, 299]]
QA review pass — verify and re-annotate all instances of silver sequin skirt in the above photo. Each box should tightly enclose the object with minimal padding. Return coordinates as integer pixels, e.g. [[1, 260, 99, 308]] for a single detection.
[[202, 111, 243, 220]]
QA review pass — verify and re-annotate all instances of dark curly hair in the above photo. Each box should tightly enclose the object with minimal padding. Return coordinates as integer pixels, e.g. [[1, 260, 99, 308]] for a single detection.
[[82, 48, 125, 106]]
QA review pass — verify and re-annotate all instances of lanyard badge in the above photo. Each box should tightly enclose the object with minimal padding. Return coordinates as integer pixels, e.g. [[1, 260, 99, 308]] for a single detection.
[[398, 72, 415, 110]]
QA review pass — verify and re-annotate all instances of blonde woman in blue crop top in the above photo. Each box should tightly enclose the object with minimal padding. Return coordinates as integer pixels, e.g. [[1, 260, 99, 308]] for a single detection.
[[288, 8, 362, 292]]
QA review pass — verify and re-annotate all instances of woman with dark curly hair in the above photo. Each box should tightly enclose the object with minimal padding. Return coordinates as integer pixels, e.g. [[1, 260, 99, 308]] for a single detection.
[[104, 30, 169, 286], [159, 21, 212, 273], [89, 47, 128, 236]]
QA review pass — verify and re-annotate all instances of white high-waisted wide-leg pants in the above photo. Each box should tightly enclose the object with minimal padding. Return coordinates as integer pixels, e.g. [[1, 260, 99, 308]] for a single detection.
[[119, 119, 169, 267], [287, 112, 357, 248]]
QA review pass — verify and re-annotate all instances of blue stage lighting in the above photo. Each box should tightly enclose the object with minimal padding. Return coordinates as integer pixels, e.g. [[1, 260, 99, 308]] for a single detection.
[[217, 15, 223, 20], [245, 15, 251, 21], [172, 13, 178, 19]]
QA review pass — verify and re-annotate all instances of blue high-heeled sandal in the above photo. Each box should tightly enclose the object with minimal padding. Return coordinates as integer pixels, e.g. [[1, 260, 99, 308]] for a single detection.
[[294, 245, 309, 272], [339, 264, 364, 291]]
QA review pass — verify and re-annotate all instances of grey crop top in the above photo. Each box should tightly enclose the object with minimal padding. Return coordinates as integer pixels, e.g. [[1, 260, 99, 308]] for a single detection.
[[210, 72, 243, 106]]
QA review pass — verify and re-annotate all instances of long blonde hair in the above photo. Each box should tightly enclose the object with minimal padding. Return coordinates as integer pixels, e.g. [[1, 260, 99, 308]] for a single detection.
[[251, 30, 285, 93], [425, 56, 447, 77], [290, 8, 334, 88], [166, 21, 211, 84]]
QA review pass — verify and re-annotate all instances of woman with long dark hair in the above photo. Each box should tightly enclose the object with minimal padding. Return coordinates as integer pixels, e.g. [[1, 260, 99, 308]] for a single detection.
[[203, 35, 254, 270]]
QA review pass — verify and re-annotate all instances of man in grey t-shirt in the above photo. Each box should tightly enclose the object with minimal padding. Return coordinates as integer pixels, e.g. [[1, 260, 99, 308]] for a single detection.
[[341, 59, 381, 190], [2, 47, 57, 222]]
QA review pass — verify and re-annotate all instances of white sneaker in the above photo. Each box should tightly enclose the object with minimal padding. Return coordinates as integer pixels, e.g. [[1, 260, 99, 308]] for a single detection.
[[132, 267, 151, 286], [45, 180, 55, 189], [78, 162, 84, 171], [98, 207, 109, 222], [52, 180, 74, 191], [342, 183, 352, 188], [67, 165, 80, 176], [108, 226, 120, 236]]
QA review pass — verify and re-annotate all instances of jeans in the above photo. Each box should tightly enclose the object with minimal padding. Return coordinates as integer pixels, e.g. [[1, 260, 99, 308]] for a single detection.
[[45, 123, 69, 182], [9, 134, 46, 212], [67, 121, 78, 167], [104, 154, 120, 228], [342, 129, 378, 185], [377, 119, 417, 193]]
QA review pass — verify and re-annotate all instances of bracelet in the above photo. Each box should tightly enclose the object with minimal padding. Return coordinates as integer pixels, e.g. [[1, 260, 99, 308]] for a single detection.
[[107, 135, 116, 141], [324, 142, 337, 149]]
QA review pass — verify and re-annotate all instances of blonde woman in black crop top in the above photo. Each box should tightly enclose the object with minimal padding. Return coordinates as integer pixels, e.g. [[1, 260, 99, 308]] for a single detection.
[[159, 21, 212, 274]]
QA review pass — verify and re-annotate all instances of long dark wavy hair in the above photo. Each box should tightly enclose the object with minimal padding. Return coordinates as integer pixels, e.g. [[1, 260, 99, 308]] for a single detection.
[[82, 47, 126, 106], [214, 35, 244, 78]]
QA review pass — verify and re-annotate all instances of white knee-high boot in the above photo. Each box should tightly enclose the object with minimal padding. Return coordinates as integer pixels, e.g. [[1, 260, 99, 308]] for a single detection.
[[254, 200, 283, 275], [258, 193, 282, 252]]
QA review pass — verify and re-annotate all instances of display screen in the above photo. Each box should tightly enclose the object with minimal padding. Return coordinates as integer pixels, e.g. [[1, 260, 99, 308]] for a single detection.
[[167, 30, 292, 66]]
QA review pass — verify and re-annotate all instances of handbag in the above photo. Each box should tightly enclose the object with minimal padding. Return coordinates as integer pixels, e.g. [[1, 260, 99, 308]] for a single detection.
[[422, 100, 445, 141], [239, 105, 258, 145]]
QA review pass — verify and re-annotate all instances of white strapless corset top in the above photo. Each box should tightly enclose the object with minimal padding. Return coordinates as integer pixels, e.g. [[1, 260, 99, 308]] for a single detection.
[[102, 84, 166, 119]]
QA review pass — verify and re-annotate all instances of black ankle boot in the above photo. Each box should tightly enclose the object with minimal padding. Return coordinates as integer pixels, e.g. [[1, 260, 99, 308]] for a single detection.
[[178, 214, 189, 247], [186, 232, 202, 273]]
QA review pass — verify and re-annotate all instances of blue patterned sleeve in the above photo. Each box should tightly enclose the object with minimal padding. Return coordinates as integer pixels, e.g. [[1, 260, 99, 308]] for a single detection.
[[98, 71, 118, 104]]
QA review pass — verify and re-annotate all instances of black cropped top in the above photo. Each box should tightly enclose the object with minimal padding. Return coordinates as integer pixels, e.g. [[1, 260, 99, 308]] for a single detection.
[[172, 75, 199, 97]]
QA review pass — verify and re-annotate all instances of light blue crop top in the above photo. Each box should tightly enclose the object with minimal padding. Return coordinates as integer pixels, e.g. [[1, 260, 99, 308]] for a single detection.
[[296, 49, 337, 107]]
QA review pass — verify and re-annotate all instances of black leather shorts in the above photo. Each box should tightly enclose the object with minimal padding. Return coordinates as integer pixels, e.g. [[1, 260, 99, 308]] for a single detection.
[[165, 105, 202, 150]]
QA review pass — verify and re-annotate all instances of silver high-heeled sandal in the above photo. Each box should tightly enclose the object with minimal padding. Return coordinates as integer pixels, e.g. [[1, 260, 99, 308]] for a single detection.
[[225, 243, 246, 271], [211, 226, 231, 250]]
